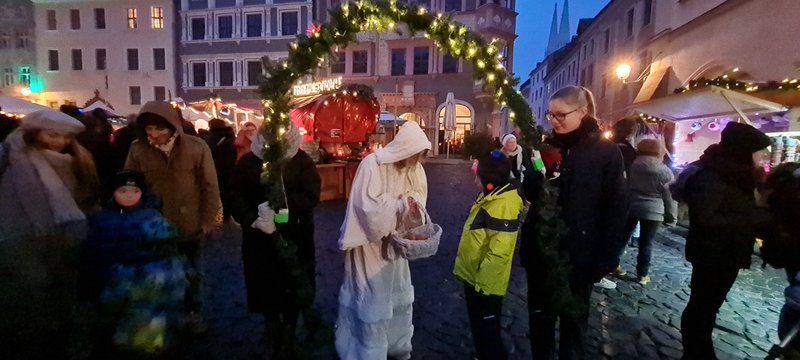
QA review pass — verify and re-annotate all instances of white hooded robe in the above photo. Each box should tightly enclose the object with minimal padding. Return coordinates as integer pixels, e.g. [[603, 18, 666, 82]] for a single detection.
[[335, 122, 431, 360]]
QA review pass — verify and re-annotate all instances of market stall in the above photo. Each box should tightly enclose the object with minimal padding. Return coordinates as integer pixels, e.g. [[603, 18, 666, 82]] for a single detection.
[[0, 95, 51, 117], [289, 78, 380, 201]]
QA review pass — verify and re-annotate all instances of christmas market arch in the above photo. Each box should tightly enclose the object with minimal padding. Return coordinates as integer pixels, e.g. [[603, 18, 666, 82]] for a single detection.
[[256, 0, 538, 208]]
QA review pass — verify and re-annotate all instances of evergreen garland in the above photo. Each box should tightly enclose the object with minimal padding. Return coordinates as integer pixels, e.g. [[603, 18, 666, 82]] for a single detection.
[[255, 0, 578, 334]]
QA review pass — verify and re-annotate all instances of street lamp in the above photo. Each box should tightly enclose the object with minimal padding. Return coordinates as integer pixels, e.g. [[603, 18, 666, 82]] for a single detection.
[[616, 63, 633, 83], [19, 87, 32, 97]]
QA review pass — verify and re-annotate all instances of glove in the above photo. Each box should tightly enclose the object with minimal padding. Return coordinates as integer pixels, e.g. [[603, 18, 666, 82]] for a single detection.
[[251, 201, 276, 234]]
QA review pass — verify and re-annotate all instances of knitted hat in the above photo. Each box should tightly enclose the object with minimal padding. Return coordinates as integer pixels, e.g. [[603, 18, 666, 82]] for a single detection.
[[501, 134, 517, 147], [721, 122, 770, 154], [21, 109, 85, 134], [636, 139, 661, 157], [112, 170, 147, 191]]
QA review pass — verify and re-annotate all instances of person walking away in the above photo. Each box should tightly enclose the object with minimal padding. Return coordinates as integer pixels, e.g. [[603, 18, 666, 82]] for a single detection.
[[124, 101, 221, 334], [676, 122, 772, 359], [335, 121, 431, 360], [80, 170, 185, 356], [623, 139, 674, 285], [0, 109, 99, 358], [235, 121, 257, 161], [229, 124, 321, 358], [205, 119, 237, 220], [520, 86, 628, 359], [611, 117, 637, 173], [760, 162, 800, 357], [499, 133, 533, 197], [454, 150, 523, 360]]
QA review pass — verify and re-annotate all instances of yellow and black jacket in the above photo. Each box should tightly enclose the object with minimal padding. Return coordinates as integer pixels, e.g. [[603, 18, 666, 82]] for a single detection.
[[454, 184, 523, 296]]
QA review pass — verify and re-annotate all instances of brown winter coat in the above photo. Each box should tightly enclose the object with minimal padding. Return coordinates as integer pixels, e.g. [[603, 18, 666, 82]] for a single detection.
[[124, 102, 221, 240]]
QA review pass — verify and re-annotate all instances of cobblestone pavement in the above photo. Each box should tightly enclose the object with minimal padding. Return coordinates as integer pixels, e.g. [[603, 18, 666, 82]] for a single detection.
[[181, 162, 788, 359]]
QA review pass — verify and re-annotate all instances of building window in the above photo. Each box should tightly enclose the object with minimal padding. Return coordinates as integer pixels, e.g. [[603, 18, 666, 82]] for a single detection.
[[129, 86, 141, 105], [95, 49, 106, 70], [70, 9, 80, 30], [3, 68, 13, 87], [153, 48, 166, 70], [445, 0, 462, 12], [246, 13, 262, 37], [218, 15, 233, 38], [352, 50, 368, 74], [192, 62, 207, 87], [218, 61, 234, 86], [16, 31, 31, 48], [0, 33, 8, 49], [191, 18, 205, 40], [48, 50, 59, 71], [626, 8, 634, 37], [586, 64, 594, 87], [413, 47, 429, 75], [47, 10, 57, 30], [601, 74, 607, 99], [154, 86, 166, 101], [72, 49, 82, 70], [643, 0, 653, 26], [281, 11, 298, 35], [19, 66, 30, 86], [94, 8, 105, 29], [127, 8, 137, 29], [579, 68, 585, 86], [331, 52, 345, 74], [603, 28, 610, 54], [127, 48, 139, 70], [151, 7, 164, 29], [246, 60, 262, 86], [391, 48, 406, 76], [442, 54, 458, 74], [589, 38, 595, 55]]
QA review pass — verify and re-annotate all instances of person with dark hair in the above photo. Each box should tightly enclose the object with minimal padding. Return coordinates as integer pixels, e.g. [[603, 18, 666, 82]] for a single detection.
[[206, 119, 237, 220], [611, 117, 638, 172], [78, 108, 117, 201], [454, 149, 523, 360], [520, 86, 628, 359], [0, 113, 20, 142], [124, 101, 221, 334], [0, 109, 99, 358], [675, 121, 772, 359]]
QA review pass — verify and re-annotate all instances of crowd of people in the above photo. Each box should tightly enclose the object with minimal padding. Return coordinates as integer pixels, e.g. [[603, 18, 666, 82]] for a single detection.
[[0, 83, 799, 360]]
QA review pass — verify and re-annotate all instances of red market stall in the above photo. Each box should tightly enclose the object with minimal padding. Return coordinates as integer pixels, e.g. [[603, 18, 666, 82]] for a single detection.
[[290, 81, 380, 201]]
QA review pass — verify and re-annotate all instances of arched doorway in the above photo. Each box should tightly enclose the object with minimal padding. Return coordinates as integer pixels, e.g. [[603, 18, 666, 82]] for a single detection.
[[436, 101, 474, 155]]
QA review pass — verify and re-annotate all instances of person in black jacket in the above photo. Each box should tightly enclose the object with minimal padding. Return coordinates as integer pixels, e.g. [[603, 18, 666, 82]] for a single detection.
[[611, 117, 637, 173], [520, 86, 628, 359], [229, 124, 321, 358], [677, 122, 771, 360], [206, 119, 238, 220]]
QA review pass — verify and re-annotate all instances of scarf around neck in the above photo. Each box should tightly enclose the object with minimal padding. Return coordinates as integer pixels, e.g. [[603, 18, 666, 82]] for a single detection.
[[149, 133, 178, 157]]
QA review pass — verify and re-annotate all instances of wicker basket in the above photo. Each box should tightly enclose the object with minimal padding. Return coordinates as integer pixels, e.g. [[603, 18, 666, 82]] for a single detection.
[[391, 212, 442, 260]]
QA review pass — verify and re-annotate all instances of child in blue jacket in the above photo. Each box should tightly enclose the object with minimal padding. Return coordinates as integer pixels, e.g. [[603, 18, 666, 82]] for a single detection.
[[81, 170, 186, 355]]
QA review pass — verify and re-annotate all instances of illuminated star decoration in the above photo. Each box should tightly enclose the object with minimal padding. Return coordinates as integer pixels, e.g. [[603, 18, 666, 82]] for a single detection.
[[306, 23, 322, 37]]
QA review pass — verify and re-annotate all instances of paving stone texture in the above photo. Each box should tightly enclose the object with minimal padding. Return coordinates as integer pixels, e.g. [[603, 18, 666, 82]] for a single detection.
[[178, 162, 788, 359]]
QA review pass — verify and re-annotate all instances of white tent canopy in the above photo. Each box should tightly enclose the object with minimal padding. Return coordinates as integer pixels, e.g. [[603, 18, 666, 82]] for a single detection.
[[631, 85, 789, 124], [84, 100, 119, 116], [0, 96, 51, 115]]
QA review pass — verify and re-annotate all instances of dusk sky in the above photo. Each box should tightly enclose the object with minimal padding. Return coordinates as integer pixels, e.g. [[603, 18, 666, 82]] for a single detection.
[[513, 0, 611, 79]]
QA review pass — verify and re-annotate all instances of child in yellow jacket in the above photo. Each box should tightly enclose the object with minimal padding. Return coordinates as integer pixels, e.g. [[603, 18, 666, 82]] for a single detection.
[[454, 150, 524, 360]]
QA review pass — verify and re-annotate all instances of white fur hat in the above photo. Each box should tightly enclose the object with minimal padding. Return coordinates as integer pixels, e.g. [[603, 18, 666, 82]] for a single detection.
[[21, 109, 85, 134], [501, 134, 517, 147]]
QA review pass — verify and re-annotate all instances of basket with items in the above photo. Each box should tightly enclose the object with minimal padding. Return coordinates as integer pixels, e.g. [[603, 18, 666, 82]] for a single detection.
[[391, 197, 442, 260]]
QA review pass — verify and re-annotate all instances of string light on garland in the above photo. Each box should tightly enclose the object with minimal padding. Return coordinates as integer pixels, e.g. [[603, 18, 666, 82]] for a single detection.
[[676, 76, 800, 94]]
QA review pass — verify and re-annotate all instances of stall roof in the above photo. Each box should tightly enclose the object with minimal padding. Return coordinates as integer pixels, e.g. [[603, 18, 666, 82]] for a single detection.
[[631, 85, 789, 122]]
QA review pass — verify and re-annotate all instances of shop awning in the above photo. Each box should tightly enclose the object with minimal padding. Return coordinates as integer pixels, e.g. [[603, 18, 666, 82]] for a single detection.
[[631, 85, 789, 123], [633, 62, 669, 104]]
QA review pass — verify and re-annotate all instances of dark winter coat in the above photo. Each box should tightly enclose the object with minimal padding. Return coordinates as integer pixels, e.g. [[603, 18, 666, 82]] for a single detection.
[[79, 194, 177, 300], [616, 140, 636, 174], [229, 151, 321, 315], [521, 119, 628, 282], [683, 145, 772, 269], [205, 125, 237, 203]]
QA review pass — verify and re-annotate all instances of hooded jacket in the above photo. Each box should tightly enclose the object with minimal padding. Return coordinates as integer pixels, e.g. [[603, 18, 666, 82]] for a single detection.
[[454, 184, 523, 296], [124, 101, 221, 240]]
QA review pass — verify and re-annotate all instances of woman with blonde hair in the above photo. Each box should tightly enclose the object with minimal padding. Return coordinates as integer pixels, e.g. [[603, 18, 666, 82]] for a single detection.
[[0, 109, 99, 358], [520, 86, 628, 359]]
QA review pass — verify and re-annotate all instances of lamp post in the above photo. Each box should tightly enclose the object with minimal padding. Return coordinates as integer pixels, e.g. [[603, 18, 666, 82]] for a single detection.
[[616, 63, 633, 84]]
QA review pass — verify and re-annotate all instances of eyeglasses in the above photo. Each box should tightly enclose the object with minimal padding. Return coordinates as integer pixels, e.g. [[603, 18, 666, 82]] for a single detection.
[[546, 108, 581, 122]]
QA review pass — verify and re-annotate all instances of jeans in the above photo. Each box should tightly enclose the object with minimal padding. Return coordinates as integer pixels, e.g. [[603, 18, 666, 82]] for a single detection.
[[680, 263, 740, 360], [177, 239, 205, 313], [624, 218, 660, 277], [464, 283, 508, 360]]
